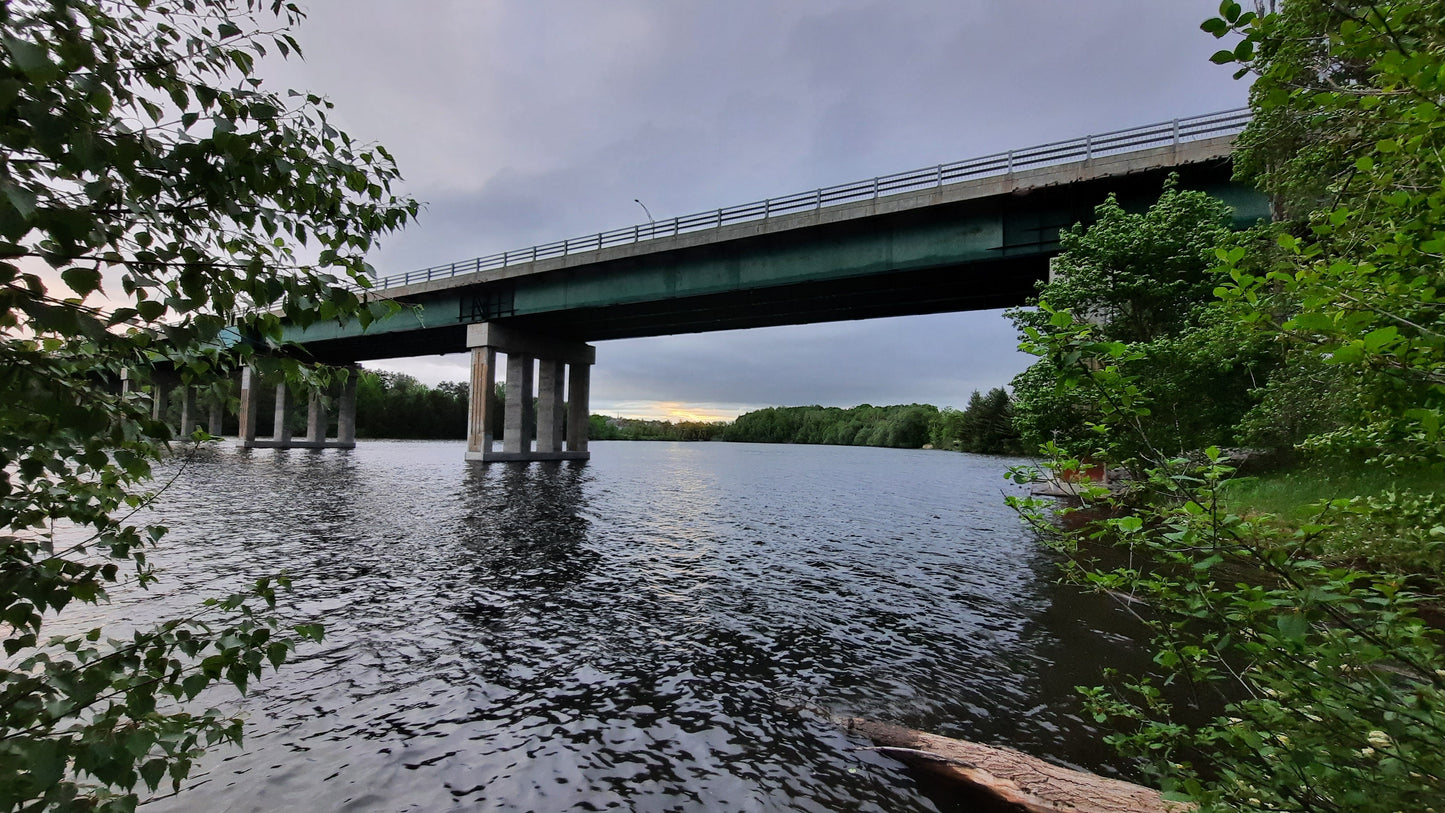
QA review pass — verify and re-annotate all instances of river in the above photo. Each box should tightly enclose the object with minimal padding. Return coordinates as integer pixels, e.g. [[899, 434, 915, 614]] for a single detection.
[[81, 439, 1155, 811]]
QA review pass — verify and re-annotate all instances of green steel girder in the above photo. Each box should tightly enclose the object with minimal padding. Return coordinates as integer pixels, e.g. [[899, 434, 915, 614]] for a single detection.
[[290, 161, 1268, 363]]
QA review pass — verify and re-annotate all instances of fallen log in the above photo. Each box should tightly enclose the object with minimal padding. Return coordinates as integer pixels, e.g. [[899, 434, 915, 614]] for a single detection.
[[839, 717, 1191, 813]]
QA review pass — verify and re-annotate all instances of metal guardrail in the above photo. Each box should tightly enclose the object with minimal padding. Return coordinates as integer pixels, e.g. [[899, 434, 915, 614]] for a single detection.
[[366, 108, 1250, 292]]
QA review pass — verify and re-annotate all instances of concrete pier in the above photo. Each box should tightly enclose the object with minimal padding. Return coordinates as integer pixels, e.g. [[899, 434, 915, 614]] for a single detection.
[[150, 378, 170, 423], [537, 360, 565, 453], [239, 366, 260, 444], [337, 370, 358, 446], [502, 353, 535, 455], [307, 390, 326, 443], [567, 362, 590, 454], [240, 365, 358, 450], [272, 383, 293, 445], [178, 387, 198, 438], [465, 322, 593, 462], [467, 347, 496, 456], [208, 398, 224, 437]]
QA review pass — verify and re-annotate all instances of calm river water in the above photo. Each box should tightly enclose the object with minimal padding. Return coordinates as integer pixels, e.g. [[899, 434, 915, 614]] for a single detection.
[[88, 440, 1153, 811]]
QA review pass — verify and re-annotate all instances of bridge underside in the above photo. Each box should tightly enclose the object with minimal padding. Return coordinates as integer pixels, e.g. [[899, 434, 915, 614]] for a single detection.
[[273, 141, 1266, 462], [293, 155, 1260, 366], [297, 254, 1044, 363]]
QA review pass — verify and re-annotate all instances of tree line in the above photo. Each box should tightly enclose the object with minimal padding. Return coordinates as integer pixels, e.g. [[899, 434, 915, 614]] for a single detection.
[[719, 399, 1023, 454], [350, 375, 1024, 456]]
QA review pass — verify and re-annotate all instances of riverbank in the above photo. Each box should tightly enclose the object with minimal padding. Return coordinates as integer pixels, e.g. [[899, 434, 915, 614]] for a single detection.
[[1219, 460, 1445, 585]]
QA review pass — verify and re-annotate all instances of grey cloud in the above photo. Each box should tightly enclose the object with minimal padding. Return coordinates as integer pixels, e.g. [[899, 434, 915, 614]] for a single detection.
[[283, 1, 1243, 416]]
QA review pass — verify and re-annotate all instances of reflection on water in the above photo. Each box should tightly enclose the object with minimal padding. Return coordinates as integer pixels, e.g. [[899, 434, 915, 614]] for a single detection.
[[73, 440, 1157, 811]]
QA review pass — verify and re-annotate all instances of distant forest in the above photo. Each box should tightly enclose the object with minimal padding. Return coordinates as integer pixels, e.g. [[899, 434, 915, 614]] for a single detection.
[[333, 371, 1022, 455]]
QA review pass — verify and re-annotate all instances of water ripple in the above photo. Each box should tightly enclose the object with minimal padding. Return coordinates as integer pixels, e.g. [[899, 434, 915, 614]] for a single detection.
[[62, 439, 1165, 812]]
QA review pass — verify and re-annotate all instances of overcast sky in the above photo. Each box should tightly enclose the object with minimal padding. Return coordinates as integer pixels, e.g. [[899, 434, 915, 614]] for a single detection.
[[268, 1, 1248, 420]]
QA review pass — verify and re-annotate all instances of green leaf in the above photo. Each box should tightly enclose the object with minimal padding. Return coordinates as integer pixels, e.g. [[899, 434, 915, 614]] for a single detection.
[[182, 673, 210, 699], [1288, 312, 1334, 332], [140, 758, 168, 790], [61, 267, 103, 297], [1275, 613, 1309, 642], [3, 37, 60, 83], [136, 300, 166, 321], [1200, 17, 1229, 36], [1362, 326, 1398, 352], [293, 623, 324, 642]]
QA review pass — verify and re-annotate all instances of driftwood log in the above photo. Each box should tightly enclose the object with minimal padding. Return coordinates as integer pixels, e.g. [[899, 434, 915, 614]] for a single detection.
[[840, 717, 1191, 813]]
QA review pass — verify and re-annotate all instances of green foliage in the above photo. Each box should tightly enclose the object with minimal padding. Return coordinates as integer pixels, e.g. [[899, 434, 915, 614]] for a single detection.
[[722, 403, 938, 448], [1013, 181, 1237, 345], [929, 388, 1022, 455], [0, 1, 415, 809], [1008, 319, 1445, 811], [587, 415, 724, 442], [1008, 184, 1272, 461], [1221, 463, 1445, 579], [1209, 0, 1445, 467], [353, 372, 469, 440], [1004, 4, 1445, 808]]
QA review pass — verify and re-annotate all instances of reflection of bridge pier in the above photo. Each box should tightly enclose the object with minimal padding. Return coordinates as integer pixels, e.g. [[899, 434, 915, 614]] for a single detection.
[[239, 365, 358, 450], [466, 322, 593, 462]]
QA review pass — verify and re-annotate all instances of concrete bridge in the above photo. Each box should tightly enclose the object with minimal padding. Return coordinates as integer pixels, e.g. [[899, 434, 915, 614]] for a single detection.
[[249, 109, 1266, 462]]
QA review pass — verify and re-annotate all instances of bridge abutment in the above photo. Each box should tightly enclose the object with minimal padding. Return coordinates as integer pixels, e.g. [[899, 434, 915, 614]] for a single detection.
[[464, 322, 593, 462]]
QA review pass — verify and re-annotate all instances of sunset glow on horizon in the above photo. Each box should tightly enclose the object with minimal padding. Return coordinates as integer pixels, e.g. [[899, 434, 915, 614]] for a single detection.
[[594, 401, 748, 424]]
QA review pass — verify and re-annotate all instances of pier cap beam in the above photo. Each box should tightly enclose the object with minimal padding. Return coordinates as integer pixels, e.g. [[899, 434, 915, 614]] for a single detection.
[[466, 322, 595, 366]]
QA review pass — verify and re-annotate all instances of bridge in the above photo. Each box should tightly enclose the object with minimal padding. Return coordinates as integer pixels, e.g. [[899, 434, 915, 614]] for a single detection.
[[233, 109, 1266, 462]]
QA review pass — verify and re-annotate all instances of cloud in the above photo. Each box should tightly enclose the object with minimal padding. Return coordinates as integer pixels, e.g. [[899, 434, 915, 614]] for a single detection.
[[284, 1, 1244, 418]]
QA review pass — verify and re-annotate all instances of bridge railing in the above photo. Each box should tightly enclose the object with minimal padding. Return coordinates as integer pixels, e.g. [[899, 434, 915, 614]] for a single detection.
[[366, 107, 1250, 292]]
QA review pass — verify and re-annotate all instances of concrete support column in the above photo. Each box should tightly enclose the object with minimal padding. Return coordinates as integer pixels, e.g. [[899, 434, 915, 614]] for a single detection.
[[503, 354, 535, 454], [467, 347, 496, 455], [537, 360, 565, 453], [307, 390, 326, 444], [151, 378, 170, 423], [567, 362, 591, 453], [273, 383, 293, 444], [208, 398, 224, 437], [239, 366, 260, 444], [120, 368, 132, 396], [464, 322, 592, 462], [178, 386, 197, 438], [337, 370, 358, 447]]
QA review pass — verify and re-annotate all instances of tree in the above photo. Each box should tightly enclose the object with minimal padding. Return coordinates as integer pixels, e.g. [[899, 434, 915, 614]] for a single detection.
[[931, 388, 1022, 455], [1210, 0, 1445, 466], [722, 403, 941, 448], [1007, 183, 1271, 462], [1006, 3, 1445, 809], [0, 1, 416, 808]]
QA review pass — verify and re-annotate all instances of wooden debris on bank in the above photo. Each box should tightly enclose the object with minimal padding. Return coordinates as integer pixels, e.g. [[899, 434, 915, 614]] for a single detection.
[[840, 717, 1191, 813]]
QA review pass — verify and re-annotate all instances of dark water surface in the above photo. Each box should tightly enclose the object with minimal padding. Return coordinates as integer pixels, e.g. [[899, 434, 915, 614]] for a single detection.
[[85, 440, 1151, 811]]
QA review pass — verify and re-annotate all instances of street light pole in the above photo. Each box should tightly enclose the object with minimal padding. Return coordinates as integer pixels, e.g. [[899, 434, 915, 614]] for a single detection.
[[634, 198, 654, 224]]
